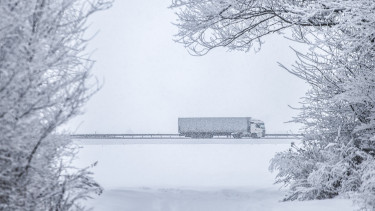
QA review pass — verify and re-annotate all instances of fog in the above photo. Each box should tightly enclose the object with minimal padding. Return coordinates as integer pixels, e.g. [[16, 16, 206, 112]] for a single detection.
[[65, 0, 309, 134]]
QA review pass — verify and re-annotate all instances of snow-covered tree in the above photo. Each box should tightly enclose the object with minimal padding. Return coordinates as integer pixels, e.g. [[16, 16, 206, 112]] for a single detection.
[[0, 0, 111, 210], [171, 0, 375, 209]]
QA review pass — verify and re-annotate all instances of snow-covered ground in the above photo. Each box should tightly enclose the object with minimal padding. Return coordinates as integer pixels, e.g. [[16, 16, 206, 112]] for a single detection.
[[73, 139, 356, 211]]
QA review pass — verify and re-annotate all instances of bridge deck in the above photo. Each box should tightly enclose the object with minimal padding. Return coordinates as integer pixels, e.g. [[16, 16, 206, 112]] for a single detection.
[[70, 133, 303, 139]]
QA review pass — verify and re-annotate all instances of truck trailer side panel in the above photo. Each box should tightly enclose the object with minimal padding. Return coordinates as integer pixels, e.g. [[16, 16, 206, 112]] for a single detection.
[[178, 117, 250, 136]]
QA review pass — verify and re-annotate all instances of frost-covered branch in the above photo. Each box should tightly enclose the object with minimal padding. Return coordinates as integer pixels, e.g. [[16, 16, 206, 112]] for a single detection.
[[170, 0, 346, 55]]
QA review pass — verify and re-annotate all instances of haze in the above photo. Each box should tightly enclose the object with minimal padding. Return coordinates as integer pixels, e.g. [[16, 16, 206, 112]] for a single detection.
[[65, 0, 308, 134]]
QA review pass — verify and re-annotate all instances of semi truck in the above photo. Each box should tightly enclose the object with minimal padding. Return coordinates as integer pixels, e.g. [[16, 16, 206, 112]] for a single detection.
[[178, 117, 266, 138]]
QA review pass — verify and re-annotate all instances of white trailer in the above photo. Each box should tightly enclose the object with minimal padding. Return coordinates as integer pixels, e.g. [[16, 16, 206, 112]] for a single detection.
[[178, 117, 265, 138]]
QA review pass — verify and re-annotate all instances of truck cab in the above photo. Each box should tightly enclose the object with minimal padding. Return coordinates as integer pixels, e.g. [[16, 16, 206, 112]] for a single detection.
[[232, 119, 265, 138], [249, 120, 265, 138]]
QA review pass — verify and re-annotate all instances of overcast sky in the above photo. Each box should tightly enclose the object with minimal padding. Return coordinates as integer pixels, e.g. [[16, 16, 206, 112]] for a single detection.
[[64, 0, 309, 134]]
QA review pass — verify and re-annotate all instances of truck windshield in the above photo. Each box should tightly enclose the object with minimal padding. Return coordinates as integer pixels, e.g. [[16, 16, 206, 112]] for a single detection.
[[251, 122, 265, 129]]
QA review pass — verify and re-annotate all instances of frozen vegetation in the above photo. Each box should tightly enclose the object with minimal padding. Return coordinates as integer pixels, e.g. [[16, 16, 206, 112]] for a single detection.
[[73, 139, 356, 211], [0, 1, 111, 210], [171, 0, 375, 209], [2, 0, 375, 210]]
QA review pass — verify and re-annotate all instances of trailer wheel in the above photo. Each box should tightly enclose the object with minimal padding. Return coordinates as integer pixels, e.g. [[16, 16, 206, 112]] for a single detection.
[[232, 134, 241, 139]]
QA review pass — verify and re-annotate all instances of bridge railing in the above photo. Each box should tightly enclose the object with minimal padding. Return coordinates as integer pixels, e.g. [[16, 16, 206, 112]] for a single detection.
[[71, 133, 303, 139]]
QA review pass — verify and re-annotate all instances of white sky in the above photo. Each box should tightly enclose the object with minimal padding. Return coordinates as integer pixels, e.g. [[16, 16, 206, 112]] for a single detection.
[[65, 0, 309, 134]]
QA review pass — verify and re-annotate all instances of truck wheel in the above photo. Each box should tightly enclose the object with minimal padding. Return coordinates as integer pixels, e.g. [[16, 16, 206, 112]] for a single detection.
[[251, 133, 258, 138]]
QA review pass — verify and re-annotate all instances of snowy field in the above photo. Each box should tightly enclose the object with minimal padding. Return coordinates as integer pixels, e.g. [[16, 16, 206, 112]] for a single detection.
[[73, 139, 356, 211]]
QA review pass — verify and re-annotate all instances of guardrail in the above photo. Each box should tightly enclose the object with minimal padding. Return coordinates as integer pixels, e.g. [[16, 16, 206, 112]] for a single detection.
[[70, 134, 184, 139], [71, 133, 303, 139], [264, 133, 303, 139]]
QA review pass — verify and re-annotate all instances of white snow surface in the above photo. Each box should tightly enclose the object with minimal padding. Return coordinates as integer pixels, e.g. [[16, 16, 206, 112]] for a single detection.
[[73, 139, 356, 211]]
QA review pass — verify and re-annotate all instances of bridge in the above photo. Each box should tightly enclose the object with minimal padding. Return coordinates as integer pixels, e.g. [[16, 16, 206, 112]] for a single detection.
[[70, 133, 303, 139]]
